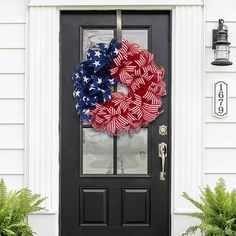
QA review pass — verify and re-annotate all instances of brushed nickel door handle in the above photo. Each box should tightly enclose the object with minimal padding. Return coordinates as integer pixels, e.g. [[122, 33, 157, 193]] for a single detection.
[[159, 142, 167, 181]]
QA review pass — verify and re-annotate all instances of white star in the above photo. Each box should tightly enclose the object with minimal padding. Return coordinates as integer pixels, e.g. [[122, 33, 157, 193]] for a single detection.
[[94, 51, 102, 58], [109, 78, 115, 84], [97, 78, 102, 84], [75, 90, 80, 96], [83, 109, 90, 115], [87, 52, 91, 57], [114, 48, 119, 55], [101, 89, 105, 93], [83, 96, 86, 101], [108, 95, 111, 99], [104, 44, 109, 49], [93, 60, 100, 67], [83, 76, 89, 82]]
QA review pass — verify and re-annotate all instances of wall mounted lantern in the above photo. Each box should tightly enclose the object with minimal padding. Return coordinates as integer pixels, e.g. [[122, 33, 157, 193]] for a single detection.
[[211, 19, 233, 66]]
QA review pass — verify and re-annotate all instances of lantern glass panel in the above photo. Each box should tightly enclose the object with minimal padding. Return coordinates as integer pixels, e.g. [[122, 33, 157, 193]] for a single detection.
[[214, 44, 230, 60]]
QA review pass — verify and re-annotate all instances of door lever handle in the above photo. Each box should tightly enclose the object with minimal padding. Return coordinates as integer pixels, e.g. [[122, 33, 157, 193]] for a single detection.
[[158, 142, 167, 181]]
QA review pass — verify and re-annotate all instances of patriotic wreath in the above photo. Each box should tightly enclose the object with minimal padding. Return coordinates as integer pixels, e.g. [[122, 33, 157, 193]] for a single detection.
[[72, 39, 166, 135]]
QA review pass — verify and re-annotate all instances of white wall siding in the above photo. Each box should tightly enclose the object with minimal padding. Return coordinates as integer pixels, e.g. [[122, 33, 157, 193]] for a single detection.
[[205, 148, 236, 173], [0, 74, 25, 98], [0, 24, 25, 48], [205, 73, 236, 97], [0, 175, 24, 190], [205, 173, 236, 191], [0, 0, 26, 23], [204, 0, 236, 200], [0, 0, 26, 192], [205, 0, 236, 21], [0, 49, 25, 73], [0, 150, 24, 174], [0, 99, 24, 123], [205, 98, 236, 122], [28, 215, 58, 236], [0, 125, 24, 149]]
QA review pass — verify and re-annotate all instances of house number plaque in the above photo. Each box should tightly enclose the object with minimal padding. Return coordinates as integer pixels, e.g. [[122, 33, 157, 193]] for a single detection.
[[213, 81, 228, 118]]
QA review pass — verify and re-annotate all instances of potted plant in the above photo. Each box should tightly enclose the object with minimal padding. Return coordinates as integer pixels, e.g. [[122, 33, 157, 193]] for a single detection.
[[182, 178, 236, 236], [0, 179, 46, 235]]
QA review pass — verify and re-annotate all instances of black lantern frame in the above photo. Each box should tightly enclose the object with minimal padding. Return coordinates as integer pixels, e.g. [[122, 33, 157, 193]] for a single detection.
[[211, 19, 233, 66]]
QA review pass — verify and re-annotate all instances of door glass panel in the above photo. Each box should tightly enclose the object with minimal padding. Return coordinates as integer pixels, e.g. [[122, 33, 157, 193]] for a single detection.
[[123, 29, 148, 49], [117, 129, 148, 174], [82, 29, 114, 59], [83, 128, 113, 174], [81, 29, 149, 175]]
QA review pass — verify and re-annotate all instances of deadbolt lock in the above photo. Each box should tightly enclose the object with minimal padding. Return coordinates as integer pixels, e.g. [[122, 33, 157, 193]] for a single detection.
[[159, 125, 167, 136]]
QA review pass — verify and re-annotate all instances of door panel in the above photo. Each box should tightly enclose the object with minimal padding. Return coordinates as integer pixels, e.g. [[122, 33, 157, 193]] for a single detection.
[[80, 188, 108, 226], [60, 11, 171, 236], [122, 188, 150, 226]]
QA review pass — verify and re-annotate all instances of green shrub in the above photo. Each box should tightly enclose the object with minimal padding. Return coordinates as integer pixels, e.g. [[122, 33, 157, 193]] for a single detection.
[[182, 178, 236, 236], [0, 179, 46, 236]]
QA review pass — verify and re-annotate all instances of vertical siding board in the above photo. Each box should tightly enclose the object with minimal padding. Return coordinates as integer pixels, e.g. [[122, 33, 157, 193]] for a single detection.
[[173, 5, 204, 212], [27, 6, 59, 212]]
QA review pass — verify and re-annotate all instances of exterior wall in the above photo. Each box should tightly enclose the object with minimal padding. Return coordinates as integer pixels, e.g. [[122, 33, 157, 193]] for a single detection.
[[0, 0, 26, 190], [204, 0, 236, 191], [0, 0, 235, 235]]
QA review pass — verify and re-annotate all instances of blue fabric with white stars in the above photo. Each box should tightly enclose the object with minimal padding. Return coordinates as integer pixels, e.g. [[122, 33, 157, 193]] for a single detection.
[[72, 38, 121, 121]]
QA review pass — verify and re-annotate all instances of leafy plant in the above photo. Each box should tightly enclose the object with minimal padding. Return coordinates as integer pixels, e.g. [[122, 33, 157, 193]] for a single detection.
[[181, 178, 236, 236], [0, 179, 46, 236]]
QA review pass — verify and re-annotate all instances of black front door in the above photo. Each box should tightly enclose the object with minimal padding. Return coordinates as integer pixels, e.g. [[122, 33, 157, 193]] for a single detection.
[[60, 11, 171, 236]]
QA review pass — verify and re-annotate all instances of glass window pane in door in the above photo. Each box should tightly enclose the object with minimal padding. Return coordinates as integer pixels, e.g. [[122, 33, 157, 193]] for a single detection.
[[123, 29, 148, 49], [83, 129, 113, 174], [82, 29, 114, 59], [117, 129, 148, 174]]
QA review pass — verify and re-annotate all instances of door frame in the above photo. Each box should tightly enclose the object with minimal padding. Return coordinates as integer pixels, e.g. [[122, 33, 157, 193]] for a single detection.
[[25, 2, 204, 236], [60, 10, 172, 235]]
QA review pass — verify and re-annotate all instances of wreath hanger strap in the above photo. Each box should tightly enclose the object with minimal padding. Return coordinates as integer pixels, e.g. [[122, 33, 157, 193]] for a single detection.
[[116, 10, 122, 42]]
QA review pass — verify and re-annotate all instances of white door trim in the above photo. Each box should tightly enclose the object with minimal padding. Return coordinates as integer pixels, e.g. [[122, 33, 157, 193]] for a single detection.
[[26, 3, 204, 235]]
